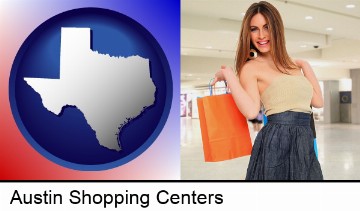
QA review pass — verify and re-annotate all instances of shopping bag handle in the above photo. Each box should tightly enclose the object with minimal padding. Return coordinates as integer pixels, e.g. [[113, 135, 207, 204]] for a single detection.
[[209, 79, 228, 96]]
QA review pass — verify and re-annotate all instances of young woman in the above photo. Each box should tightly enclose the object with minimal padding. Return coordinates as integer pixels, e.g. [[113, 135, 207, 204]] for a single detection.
[[212, 1, 323, 180]]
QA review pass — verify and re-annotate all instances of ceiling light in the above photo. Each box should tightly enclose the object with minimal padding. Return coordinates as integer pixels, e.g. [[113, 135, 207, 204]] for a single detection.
[[346, 4, 355, 8], [300, 45, 307, 48], [326, 27, 333, 31], [241, 12, 245, 16], [205, 46, 213, 49], [305, 16, 313, 20]]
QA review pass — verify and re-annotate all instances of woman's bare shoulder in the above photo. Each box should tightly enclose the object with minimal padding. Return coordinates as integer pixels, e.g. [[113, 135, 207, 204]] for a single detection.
[[240, 60, 259, 78], [292, 58, 311, 71]]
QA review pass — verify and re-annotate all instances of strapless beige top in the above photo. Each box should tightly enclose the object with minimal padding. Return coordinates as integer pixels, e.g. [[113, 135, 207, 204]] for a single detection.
[[261, 75, 313, 116]]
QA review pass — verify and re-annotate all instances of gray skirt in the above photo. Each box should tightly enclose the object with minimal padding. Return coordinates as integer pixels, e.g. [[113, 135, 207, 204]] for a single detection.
[[245, 111, 323, 180]]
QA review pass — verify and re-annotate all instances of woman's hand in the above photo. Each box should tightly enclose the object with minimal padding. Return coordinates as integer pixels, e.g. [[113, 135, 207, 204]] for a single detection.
[[211, 65, 233, 85]]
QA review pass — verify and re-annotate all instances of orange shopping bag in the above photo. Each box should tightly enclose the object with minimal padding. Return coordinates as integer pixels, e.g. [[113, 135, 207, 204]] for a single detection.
[[197, 91, 252, 162]]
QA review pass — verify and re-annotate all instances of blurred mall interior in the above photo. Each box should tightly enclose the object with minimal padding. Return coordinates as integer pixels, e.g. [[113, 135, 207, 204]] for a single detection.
[[180, 0, 360, 180]]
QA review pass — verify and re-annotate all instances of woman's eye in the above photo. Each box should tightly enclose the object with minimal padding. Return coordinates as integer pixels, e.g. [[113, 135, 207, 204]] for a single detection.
[[251, 28, 258, 32]]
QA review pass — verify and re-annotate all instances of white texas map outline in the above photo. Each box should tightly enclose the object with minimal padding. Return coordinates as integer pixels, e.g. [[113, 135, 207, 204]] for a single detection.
[[24, 27, 156, 151]]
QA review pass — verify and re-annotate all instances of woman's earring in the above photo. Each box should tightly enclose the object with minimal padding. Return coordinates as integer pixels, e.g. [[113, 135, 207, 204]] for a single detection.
[[249, 49, 257, 60]]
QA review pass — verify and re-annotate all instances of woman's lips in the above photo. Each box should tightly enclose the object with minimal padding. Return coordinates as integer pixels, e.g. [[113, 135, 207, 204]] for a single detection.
[[257, 40, 269, 46]]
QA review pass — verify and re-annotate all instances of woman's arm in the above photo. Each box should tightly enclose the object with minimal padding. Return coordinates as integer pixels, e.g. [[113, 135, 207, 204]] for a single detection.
[[211, 65, 261, 119], [295, 59, 324, 108]]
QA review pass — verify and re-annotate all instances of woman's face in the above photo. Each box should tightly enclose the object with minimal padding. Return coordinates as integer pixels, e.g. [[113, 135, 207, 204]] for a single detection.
[[250, 13, 270, 54]]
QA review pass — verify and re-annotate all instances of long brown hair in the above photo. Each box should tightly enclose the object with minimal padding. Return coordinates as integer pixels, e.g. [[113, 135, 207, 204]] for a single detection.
[[235, 1, 298, 76]]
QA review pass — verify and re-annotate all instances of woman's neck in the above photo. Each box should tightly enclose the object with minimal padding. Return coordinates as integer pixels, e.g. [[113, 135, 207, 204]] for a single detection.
[[258, 52, 272, 60], [255, 52, 272, 63]]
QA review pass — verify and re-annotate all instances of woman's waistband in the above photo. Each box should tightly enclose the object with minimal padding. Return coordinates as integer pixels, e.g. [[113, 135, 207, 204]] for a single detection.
[[266, 111, 311, 126]]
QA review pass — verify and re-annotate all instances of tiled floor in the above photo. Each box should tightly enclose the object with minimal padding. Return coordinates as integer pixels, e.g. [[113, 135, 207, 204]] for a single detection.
[[181, 117, 360, 180]]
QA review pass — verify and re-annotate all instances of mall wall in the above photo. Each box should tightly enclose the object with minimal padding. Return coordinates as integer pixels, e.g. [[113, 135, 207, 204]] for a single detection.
[[351, 69, 360, 124]]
